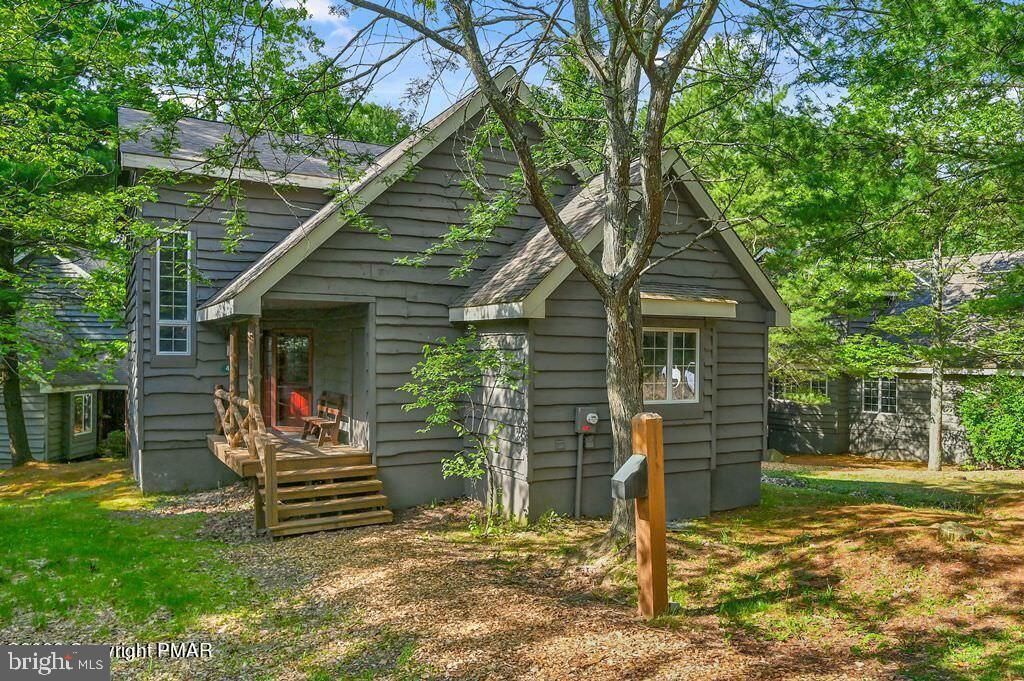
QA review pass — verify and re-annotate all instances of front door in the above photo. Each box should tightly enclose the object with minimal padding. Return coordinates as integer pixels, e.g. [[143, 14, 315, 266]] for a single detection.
[[264, 331, 313, 429]]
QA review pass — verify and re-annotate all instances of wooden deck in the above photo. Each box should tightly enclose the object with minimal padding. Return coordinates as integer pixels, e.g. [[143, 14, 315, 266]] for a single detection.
[[207, 432, 372, 478], [207, 430, 392, 537]]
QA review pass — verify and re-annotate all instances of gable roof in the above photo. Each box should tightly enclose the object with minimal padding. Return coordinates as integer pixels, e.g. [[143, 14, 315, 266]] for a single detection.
[[28, 255, 128, 391], [450, 150, 790, 326], [118, 107, 388, 189], [901, 250, 1024, 310], [195, 67, 519, 322]]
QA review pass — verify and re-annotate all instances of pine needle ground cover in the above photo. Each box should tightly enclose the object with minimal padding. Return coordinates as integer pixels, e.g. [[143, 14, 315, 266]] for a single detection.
[[1, 457, 1022, 680]]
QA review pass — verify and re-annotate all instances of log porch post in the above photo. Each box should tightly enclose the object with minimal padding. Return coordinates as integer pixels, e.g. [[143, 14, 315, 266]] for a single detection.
[[228, 324, 239, 431], [247, 316, 261, 411]]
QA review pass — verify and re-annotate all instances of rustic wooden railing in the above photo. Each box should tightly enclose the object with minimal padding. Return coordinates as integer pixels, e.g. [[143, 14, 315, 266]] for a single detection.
[[214, 385, 278, 528]]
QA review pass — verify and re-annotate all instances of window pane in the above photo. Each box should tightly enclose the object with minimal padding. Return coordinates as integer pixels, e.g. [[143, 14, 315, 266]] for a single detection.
[[642, 330, 669, 401], [863, 378, 880, 412], [809, 377, 828, 397], [158, 324, 189, 354], [671, 331, 698, 401], [276, 334, 311, 384], [880, 377, 898, 413], [158, 233, 190, 324]]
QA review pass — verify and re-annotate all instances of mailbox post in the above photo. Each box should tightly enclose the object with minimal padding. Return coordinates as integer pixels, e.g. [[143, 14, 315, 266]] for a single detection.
[[611, 412, 668, 619]]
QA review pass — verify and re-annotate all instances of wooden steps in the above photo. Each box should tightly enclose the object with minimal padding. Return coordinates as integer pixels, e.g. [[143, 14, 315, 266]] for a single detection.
[[257, 457, 391, 538], [270, 509, 395, 537], [208, 431, 392, 538]]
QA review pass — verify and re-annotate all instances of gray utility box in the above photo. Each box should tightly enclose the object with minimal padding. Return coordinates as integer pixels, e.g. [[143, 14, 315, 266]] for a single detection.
[[574, 407, 600, 434], [611, 454, 648, 500]]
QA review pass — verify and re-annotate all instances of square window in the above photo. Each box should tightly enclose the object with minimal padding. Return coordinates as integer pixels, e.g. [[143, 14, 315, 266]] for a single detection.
[[642, 328, 699, 404]]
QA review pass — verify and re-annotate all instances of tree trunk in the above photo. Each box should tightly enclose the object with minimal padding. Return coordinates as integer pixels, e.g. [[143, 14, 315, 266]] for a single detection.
[[0, 227, 31, 465], [2, 350, 31, 465], [605, 294, 645, 542], [928, 359, 943, 471], [927, 238, 945, 472]]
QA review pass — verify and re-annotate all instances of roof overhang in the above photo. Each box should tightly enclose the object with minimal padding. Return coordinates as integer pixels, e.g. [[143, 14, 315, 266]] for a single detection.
[[450, 149, 789, 326], [196, 67, 521, 323], [640, 291, 737, 319], [38, 383, 127, 394], [120, 151, 341, 190]]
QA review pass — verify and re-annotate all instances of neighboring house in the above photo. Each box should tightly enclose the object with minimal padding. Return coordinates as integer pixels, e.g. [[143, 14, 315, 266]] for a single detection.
[[769, 250, 1024, 464], [0, 256, 128, 467], [119, 72, 789, 533]]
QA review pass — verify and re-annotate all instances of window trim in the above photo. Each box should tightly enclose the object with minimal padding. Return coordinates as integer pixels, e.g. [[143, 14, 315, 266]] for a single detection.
[[72, 393, 93, 436], [862, 376, 899, 414], [155, 233, 193, 356], [642, 326, 700, 405]]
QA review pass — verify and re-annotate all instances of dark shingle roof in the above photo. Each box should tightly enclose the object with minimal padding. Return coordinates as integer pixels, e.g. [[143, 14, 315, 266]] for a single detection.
[[453, 173, 609, 308], [899, 250, 1024, 311], [639, 283, 736, 303], [118, 108, 388, 182]]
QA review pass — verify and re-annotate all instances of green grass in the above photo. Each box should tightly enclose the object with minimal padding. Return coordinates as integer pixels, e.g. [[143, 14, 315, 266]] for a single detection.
[[764, 469, 987, 513], [0, 476, 258, 637]]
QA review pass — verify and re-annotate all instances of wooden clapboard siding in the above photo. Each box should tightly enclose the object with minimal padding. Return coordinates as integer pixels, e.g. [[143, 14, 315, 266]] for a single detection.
[[471, 328, 531, 517], [128, 180, 333, 491], [525, 185, 770, 520], [66, 390, 99, 459], [0, 387, 48, 466], [266, 118, 576, 508], [768, 376, 850, 454]]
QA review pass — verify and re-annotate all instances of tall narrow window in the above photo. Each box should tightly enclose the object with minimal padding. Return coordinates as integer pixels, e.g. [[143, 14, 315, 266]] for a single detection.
[[157, 233, 191, 355], [642, 328, 699, 404], [863, 377, 898, 414], [72, 393, 93, 435]]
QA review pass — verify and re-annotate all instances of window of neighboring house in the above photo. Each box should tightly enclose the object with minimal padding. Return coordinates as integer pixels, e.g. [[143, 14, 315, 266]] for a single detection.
[[643, 328, 699, 403], [156, 232, 192, 355], [863, 376, 898, 414], [769, 375, 828, 402], [72, 393, 93, 435]]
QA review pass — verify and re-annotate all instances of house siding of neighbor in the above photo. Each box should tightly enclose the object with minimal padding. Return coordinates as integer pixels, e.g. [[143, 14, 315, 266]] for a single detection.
[[120, 71, 790, 522], [768, 251, 1024, 465], [0, 256, 127, 467]]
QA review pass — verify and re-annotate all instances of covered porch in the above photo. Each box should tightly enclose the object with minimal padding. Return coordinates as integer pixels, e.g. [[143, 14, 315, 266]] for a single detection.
[[207, 300, 390, 538]]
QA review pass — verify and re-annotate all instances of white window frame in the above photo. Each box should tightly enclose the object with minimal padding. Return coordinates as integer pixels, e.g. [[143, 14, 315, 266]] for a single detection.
[[862, 376, 898, 414], [72, 393, 93, 436], [642, 327, 700, 405], [156, 233, 192, 356]]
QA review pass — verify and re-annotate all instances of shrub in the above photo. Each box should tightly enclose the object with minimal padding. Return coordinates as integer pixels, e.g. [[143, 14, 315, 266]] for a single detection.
[[99, 429, 128, 457], [957, 376, 1024, 469]]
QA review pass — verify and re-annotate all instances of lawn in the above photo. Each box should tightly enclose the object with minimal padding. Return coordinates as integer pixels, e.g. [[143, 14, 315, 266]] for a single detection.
[[1, 457, 1023, 680]]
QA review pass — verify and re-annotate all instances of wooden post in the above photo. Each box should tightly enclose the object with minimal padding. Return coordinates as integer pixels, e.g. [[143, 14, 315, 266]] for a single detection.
[[632, 412, 668, 619], [229, 324, 240, 397], [246, 317, 261, 410], [261, 435, 278, 530]]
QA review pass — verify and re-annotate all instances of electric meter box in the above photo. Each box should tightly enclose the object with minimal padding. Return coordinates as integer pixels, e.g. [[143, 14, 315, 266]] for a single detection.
[[574, 407, 600, 434]]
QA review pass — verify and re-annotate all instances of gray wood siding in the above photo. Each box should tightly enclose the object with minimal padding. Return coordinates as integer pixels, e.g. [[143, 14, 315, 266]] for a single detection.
[[67, 390, 99, 459], [526, 186, 770, 519], [0, 387, 48, 466], [849, 374, 970, 465], [46, 394, 64, 461], [473, 328, 530, 517], [131, 180, 332, 491], [768, 377, 849, 454], [269, 120, 577, 507]]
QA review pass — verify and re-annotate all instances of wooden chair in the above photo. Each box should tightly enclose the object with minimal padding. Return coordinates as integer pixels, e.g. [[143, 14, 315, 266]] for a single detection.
[[301, 392, 348, 447]]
